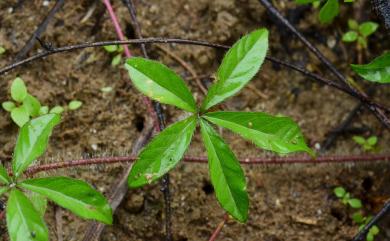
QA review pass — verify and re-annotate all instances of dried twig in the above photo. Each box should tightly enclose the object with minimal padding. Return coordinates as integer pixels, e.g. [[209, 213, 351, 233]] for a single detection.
[[208, 214, 229, 241], [14, 0, 65, 61]]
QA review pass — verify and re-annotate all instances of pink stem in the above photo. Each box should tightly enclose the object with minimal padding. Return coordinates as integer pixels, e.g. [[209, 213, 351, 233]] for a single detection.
[[102, 0, 132, 57]]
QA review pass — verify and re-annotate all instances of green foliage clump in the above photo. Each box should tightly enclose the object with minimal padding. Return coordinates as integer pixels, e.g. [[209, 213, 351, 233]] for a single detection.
[[342, 19, 378, 49], [124, 29, 314, 222], [103, 45, 124, 67], [2, 77, 83, 127], [0, 114, 112, 241], [352, 136, 378, 151], [334, 187, 380, 241]]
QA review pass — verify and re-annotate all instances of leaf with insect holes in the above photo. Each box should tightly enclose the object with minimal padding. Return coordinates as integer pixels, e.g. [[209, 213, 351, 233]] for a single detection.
[[342, 31, 358, 42], [128, 116, 197, 188], [68, 100, 82, 110], [23, 94, 41, 117], [319, 0, 339, 24], [201, 29, 268, 111], [200, 119, 248, 222], [351, 52, 390, 83], [6, 189, 49, 241], [203, 112, 314, 156], [334, 187, 346, 198], [125, 58, 197, 112], [359, 22, 378, 37], [12, 114, 60, 178], [0, 164, 10, 184], [20, 176, 113, 224], [2, 101, 15, 112], [11, 77, 28, 102], [11, 105, 30, 127]]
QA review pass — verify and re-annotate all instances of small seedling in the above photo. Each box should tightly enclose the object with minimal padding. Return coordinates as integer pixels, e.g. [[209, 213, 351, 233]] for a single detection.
[[352, 135, 378, 151], [103, 45, 124, 67], [0, 114, 112, 241], [295, 0, 354, 24], [342, 19, 378, 49], [334, 187, 380, 241], [2, 77, 83, 126], [124, 29, 314, 222], [0, 46, 5, 55], [350, 52, 390, 84]]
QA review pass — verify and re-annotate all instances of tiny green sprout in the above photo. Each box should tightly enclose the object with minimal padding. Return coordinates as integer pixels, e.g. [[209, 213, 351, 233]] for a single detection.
[[342, 20, 378, 49], [103, 45, 124, 67], [353, 135, 378, 151], [334, 186, 380, 241], [49, 106, 65, 114], [0, 114, 113, 241], [68, 100, 82, 110], [0, 46, 6, 55], [124, 28, 314, 222]]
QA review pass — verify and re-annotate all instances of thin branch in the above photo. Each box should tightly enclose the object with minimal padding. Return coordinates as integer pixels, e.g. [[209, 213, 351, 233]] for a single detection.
[[257, 0, 390, 127], [208, 214, 229, 241], [14, 0, 65, 61], [1, 38, 388, 117], [25, 154, 390, 176]]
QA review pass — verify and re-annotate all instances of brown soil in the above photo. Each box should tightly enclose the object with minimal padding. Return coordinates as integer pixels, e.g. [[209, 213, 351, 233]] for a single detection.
[[0, 0, 389, 240]]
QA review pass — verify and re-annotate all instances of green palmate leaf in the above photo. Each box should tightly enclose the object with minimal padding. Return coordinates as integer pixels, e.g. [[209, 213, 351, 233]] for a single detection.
[[351, 52, 390, 83], [20, 176, 113, 224], [23, 94, 41, 117], [201, 29, 268, 111], [6, 189, 48, 241], [2, 101, 16, 112], [12, 114, 60, 178], [49, 106, 64, 114], [128, 116, 197, 188], [319, 0, 339, 24], [342, 31, 358, 42], [68, 100, 82, 110], [359, 21, 379, 37], [203, 112, 313, 155], [0, 164, 10, 184], [200, 119, 248, 222], [125, 57, 197, 112], [11, 105, 30, 127], [28, 192, 47, 217], [11, 77, 28, 102]]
